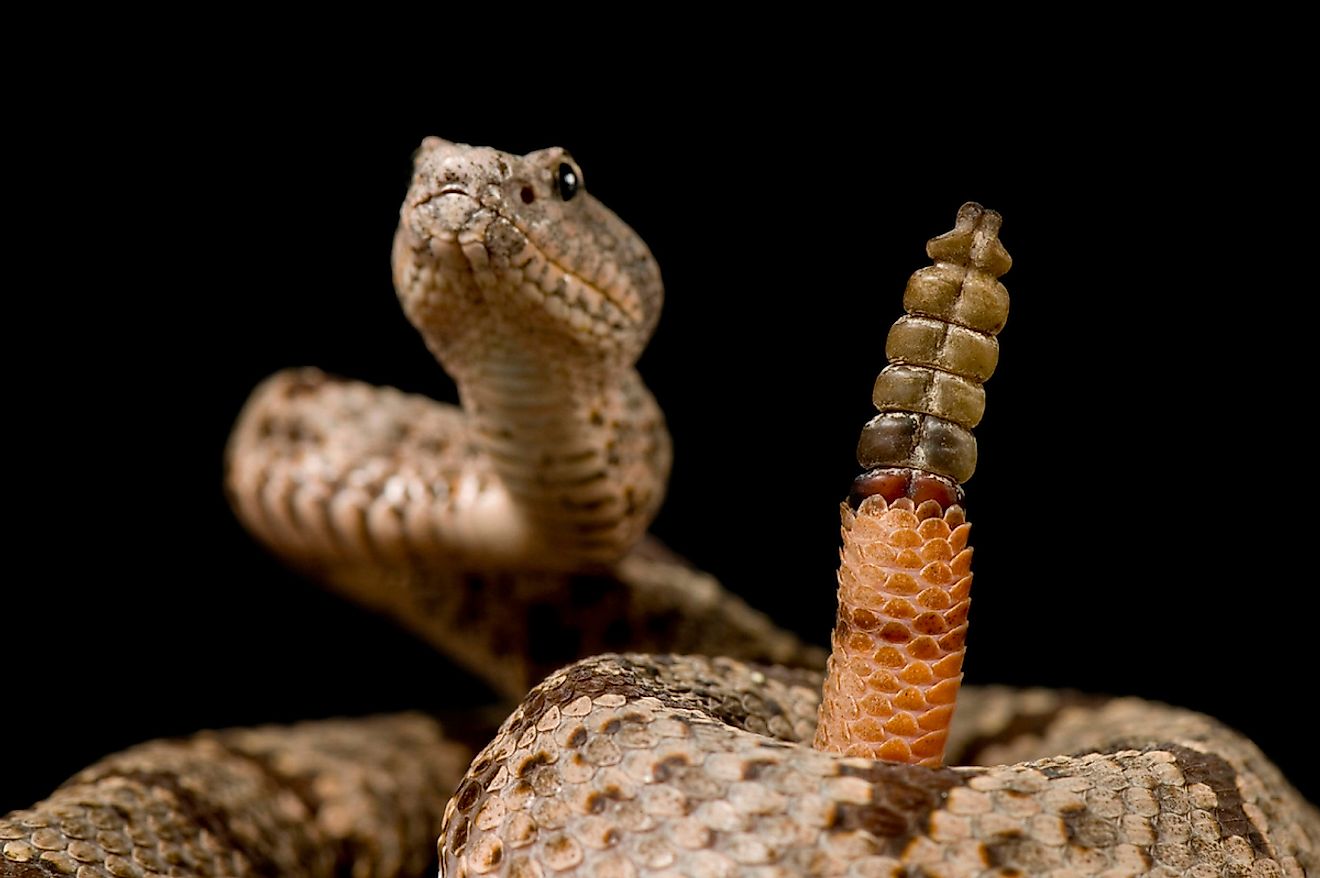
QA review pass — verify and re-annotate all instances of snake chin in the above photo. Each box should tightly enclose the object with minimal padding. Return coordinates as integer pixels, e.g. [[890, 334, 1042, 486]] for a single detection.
[[407, 190, 488, 244]]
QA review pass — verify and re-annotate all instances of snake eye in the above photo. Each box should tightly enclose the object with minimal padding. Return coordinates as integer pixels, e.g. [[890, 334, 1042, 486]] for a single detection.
[[556, 162, 580, 201]]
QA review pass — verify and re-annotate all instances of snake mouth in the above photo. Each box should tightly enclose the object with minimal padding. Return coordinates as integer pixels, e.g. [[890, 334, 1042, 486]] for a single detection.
[[498, 222, 641, 333], [409, 186, 477, 211], [406, 193, 643, 333], [407, 188, 487, 245], [490, 207, 648, 331]]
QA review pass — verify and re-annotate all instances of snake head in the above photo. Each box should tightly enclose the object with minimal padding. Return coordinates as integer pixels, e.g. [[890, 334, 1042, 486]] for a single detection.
[[394, 138, 664, 370]]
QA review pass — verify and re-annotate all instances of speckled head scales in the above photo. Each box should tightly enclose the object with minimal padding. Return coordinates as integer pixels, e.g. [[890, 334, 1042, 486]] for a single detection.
[[396, 138, 664, 366]]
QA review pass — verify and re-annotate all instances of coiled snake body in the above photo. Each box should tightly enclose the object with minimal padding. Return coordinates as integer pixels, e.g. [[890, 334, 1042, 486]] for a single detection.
[[3, 139, 1316, 878]]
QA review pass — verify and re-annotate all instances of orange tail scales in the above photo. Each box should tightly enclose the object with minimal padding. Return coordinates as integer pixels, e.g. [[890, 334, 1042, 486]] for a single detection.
[[814, 203, 1010, 766], [814, 496, 971, 765]]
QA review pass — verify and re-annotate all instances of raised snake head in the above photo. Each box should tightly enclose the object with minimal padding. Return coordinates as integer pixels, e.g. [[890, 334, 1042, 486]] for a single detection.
[[393, 138, 664, 375]]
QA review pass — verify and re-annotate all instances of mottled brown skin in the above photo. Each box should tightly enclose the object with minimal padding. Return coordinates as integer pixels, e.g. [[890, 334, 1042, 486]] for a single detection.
[[231, 138, 671, 575], [443, 657, 1319, 877], [428, 193, 1317, 875], [224, 139, 823, 702], [1, 715, 470, 878], [7, 145, 1317, 878], [227, 366, 823, 702]]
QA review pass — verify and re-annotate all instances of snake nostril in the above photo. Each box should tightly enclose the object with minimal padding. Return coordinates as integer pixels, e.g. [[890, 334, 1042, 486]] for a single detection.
[[521, 186, 535, 205]]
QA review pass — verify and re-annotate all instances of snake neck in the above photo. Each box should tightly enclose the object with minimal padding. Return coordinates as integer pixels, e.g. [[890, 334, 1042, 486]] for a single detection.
[[391, 140, 674, 570], [454, 349, 671, 570]]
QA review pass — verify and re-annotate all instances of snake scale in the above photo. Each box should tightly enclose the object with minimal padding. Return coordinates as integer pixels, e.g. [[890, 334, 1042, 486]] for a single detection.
[[3, 139, 1316, 878]]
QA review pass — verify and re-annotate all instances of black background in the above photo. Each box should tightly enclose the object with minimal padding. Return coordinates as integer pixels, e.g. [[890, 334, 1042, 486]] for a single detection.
[[6, 78, 1316, 811]]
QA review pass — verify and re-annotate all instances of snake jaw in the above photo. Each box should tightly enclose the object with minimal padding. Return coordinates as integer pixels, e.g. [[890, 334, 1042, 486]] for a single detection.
[[406, 189, 490, 245]]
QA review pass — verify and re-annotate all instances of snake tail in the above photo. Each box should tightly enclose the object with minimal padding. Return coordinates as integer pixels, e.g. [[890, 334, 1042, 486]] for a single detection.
[[814, 202, 1011, 766], [0, 715, 470, 878]]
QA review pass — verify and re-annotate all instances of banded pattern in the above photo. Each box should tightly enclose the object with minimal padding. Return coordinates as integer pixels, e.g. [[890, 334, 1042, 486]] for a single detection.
[[227, 368, 823, 701], [226, 368, 514, 568]]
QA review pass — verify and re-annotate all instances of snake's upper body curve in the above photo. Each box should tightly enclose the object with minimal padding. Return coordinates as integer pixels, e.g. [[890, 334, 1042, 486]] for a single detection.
[[3, 139, 1318, 878], [390, 137, 670, 570]]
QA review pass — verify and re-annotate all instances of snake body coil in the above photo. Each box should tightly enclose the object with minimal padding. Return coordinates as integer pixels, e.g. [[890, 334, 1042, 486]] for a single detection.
[[4, 141, 1317, 878]]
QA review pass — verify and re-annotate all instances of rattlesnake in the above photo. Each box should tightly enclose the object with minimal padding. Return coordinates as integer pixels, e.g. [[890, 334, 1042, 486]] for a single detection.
[[3, 139, 1316, 878]]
